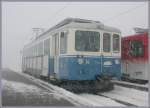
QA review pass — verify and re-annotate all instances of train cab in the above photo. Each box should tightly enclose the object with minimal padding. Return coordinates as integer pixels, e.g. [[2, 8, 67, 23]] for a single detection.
[[49, 21, 122, 81]]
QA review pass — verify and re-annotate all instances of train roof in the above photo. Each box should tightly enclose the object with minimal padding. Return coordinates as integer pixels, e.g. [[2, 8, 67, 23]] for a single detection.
[[133, 27, 148, 34], [37, 18, 121, 38], [24, 18, 121, 48], [122, 32, 148, 40]]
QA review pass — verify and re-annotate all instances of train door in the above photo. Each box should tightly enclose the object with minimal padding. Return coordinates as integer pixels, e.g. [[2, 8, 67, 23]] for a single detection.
[[52, 33, 59, 78], [101, 32, 112, 75]]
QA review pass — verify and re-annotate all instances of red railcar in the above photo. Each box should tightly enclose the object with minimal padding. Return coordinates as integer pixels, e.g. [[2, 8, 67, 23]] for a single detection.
[[121, 32, 148, 82]]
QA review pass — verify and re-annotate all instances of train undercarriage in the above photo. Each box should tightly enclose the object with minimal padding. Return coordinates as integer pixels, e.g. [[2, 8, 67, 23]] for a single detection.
[[41, 75, 114, 93], [24, 70, 114, 93]]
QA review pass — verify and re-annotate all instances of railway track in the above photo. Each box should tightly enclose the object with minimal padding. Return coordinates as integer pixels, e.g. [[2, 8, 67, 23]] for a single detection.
[[82, 93, 136, 106], [98, 85, 148, 106], [112, 80, 148, 91], [15, 71, 148, 106]]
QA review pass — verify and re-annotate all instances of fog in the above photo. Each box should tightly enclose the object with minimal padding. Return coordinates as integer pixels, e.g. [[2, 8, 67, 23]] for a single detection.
[[2, 2, 148, 72]]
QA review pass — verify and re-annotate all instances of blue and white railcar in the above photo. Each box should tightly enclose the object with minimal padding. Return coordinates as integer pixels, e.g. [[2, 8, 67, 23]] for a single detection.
[[22, 18, 121, 92]]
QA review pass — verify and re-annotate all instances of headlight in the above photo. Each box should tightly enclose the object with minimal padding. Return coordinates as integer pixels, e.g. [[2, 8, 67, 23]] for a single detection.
[[104, 61, 112, 66], [115, 59, 120, 64], [78, 58, 84, 64]]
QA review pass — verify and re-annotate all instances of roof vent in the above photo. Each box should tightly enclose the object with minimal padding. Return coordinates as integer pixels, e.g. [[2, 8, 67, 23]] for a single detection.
[[133, 27, 148, 34]]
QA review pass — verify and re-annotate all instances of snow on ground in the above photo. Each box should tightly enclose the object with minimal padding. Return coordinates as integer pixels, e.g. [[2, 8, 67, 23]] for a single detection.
[[3, 79, 45, 94], [79, 93, 125, 106], [112, 80, 149, 88], [18, 73, 106, 106], [12, 71, 148, 106], [15, 71, 126, 106], [2, 79, 69, 102], [101, 85, 149, 106]]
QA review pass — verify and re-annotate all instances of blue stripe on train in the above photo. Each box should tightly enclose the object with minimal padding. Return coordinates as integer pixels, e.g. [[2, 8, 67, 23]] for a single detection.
[[59, 56, 101, 80], [48, 56, 121, 80]]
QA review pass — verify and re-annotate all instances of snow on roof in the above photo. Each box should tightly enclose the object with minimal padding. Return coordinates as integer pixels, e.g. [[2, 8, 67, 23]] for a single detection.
[[24, 18, 121, 48], [37, 18, 121, 39], [133, 27, 148, 34]]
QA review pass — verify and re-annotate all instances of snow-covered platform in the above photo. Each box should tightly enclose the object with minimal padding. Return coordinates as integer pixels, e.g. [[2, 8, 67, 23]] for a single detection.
[[1, 69, 74, 106], [1, 69, 149, 107]]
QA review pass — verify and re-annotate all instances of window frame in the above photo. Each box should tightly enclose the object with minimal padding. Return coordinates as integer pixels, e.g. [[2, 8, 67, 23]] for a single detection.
[[112, 34, 120, 53], [37, 42, 43, 56], [129, 40, 144, 57], [44, 38, 50, 56], [60, 31, 68, 54], [75, 30, 100, 52], [103, 32, 111, 53]]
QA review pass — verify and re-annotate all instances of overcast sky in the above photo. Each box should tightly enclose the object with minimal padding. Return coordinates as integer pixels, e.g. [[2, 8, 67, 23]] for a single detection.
[[2, 2, 148, 71]]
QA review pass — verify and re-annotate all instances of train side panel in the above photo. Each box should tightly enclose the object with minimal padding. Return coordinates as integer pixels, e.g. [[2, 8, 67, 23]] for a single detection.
[[57, 55, 121, 80], [121, 32, 148, 81], [102, 56, 121, 79]]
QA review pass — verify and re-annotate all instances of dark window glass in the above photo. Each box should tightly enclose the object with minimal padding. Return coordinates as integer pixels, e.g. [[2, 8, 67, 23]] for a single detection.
[[103, 33, 111, 52], [129, 40, 144, 57], [31, 47, 33, 56], [44, 39, 50, 55], [35, 44, 38, 56], [75, 30, 100, 52], [37, 42, 43, 56], [113, 34, 120, 52], [60, 32, 67, 54]]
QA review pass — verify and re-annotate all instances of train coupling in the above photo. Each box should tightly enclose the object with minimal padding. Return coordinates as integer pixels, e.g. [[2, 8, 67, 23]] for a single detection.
[[95, 75, 114, 92]]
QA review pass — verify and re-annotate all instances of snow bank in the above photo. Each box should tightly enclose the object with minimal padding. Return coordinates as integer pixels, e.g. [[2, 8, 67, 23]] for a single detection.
[[79, 93, 125, 106], [2, 79, 43, 94], [2, 79, 69, 102], [101, 85, 149, 106], [15, 71, 149, 106]]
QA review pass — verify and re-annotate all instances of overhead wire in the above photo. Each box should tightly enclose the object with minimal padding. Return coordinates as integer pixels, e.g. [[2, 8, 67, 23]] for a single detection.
[[43, 2, 70, 27], [30, 2, 70, 40], [103, 4, 146, 23], [31, 3, 146, 39]]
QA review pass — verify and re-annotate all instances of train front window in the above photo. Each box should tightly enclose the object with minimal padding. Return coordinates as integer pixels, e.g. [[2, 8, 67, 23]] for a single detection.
[[75, 30, 100, 52], [103, 33, 111, 52], [129, 40, 144, 57], [113, 34, 120, 52]]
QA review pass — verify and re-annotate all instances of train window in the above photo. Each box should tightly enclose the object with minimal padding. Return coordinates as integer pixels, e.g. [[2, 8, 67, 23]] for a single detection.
[[75, 30, 100, 52], [52, 33, 59, 56], [27, 48, 29, 57], [24, 49, 26, 57], [31, 47, 34, 56], [113, 34, 120, 52], [38, 42, 43, 56], [44, 39, 50, 55], [103, 33, 111, 52], [129, 40, 144, 57], [32, 46, 34, 56], [28, 48, 30, 56], [60, 32, 67, 54], [35, 45, 38, 56], [30, 48, 32, 56]]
